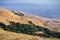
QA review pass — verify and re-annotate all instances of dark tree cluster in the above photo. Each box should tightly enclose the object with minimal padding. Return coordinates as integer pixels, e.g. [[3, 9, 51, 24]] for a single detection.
[[12, 11, 24, 16], [0, 21, 60, 38]]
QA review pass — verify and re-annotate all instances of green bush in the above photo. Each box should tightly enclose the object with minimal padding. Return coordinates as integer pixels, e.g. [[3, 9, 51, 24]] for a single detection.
[[0, 21, 60, 38]]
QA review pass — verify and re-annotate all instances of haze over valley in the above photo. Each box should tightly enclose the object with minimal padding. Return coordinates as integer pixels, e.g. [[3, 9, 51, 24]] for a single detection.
[[0, 3, 60, 19]]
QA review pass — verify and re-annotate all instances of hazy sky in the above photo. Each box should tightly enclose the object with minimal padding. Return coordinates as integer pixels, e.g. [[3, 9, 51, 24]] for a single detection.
[[0, 0, 60, 5]]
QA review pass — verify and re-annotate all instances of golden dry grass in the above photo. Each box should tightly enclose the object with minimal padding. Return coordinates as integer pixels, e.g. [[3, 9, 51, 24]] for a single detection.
[[0, 30, 60, 40], [0, 8, 60, 40], [0, 8, 44, 40], [44, 38, 60, 40], [24, 12, 60, 32], [0, 8, 45, 27], [0, 7, 60, 32], [0, 30, 41, 40]]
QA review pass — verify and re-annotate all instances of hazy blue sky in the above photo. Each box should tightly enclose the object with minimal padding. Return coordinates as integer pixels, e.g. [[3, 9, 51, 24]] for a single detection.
[[0, 0, 60, 5]]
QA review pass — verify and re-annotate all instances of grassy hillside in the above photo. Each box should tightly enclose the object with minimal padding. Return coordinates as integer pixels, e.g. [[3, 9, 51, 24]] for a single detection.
[[0, 30, 41, 40], [0, 21, 60, 40], [0, 8, 60, 32], [12, 9, 60, 32], [0, 8, 44, 27], [0, 21, 60, 38], [20, 12, 60, 32], [0, 30, 60, 40], [0, 8, 60, 40]]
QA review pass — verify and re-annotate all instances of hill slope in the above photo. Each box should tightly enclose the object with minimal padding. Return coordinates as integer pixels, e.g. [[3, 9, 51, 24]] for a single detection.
[[0, 8, 60, 32], [0, 8, 45, 27], [12, 10, 60, 32], [0, 29, 60, 40], [0, 29, 41, 40], [19, 12, 60, 32], [0, 8, 60, 40]]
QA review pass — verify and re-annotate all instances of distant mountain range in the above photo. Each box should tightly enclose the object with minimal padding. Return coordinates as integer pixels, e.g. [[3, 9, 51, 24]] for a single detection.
[[0, 3, 60, 19]]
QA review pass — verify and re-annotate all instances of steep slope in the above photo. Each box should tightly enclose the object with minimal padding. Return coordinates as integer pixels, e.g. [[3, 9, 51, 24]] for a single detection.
[[0, 29, 40, 40], [0, 30, 60, 40], [12, 11, 60, 32], [0, 8, 27, 25], [0, 8, 60, 40], [0, 8, 60, 32], [0, 8, 45, 27], [22, 13, 60, 32]]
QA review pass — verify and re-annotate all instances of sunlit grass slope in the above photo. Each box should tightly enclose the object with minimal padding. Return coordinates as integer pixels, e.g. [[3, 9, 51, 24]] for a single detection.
[[0, 8, 45, 27], [0, 8, 60, 40]]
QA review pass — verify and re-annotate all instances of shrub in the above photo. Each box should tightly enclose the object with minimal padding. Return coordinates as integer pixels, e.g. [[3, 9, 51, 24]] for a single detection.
[[0, 21, 60, 38]]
